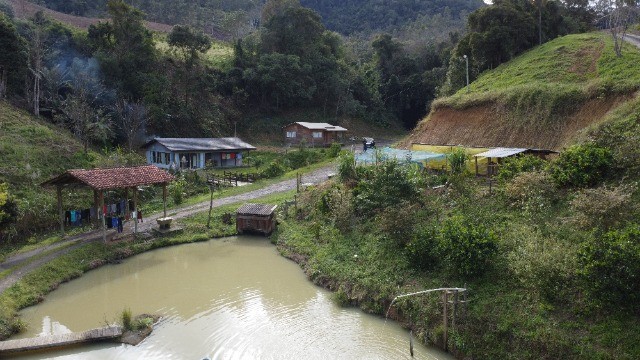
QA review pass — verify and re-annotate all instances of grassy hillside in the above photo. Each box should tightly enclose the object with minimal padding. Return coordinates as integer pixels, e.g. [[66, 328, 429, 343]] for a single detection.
[[0, 101, 89, 193], [0, 101, 106, 240], [404, 33, 640, 150]]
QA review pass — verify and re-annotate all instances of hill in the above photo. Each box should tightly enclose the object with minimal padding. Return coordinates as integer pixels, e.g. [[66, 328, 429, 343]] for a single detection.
[[301, 0, 485, 35], [403, 33, 640, 150], [6, 0, 173, 32]]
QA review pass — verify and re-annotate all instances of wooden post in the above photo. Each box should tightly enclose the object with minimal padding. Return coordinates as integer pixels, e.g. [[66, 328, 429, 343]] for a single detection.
[[207, 183, 214, 228], [124, 188, 129, 220], [133, 187, 138, 234], [475, 156, 479, 177], [452, 290, 459, 333], [56, 185, 64, 236], [162, 183, 167, 218], [99, 191, 106, 243], [443, 290, 448, 351], [93, 190, 99, 228]]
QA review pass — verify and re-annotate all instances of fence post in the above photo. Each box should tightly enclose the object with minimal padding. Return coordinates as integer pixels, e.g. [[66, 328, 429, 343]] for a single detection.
[[443, 290, 448, 351]]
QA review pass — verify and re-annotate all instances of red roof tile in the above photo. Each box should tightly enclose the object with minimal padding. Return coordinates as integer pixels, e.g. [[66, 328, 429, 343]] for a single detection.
[[42, 165, 175, 190]]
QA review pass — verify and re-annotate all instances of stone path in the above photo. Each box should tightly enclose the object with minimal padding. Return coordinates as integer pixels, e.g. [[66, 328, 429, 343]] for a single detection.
[[0, 165, 336, 294]]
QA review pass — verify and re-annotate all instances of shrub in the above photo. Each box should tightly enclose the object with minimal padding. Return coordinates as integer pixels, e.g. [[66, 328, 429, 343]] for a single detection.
[[447, 147, 469, 174], [338, 152, 357, 183], [497, 155, 546, 182], [579, 225, 640, 306], [121, 308, 132, 330], [570, 184, 637, 230], [353, 160, 421, 216], [438, 216, 498, 278], [550, 144, 613, 187], [327, 143, 341, 158], [504, 171, 558, 216], [260, 161, 287, 178], [169, 174, 186, 205], [406, 224, 440, 271]]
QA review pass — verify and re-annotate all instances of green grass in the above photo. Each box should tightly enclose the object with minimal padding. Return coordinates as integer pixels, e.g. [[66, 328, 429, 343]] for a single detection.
[[434, 32, 640, 112], [0, 101, 93, 194]]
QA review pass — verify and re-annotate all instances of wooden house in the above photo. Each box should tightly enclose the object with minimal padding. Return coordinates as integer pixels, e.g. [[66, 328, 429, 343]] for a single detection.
[[236, 203, 278, 235], [283, 122, 348, 147], [142, 137, 257, 170]]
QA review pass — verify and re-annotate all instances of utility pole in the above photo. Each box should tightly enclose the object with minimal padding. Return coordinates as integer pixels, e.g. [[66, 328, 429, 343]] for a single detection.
[[463, 55, 469, 92]]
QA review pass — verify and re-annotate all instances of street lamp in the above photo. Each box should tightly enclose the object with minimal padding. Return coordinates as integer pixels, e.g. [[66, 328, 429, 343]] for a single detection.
[[463, 54, 469, 92]]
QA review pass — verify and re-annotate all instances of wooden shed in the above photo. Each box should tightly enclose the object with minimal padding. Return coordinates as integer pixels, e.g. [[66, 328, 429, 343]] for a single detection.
[[236, 203, 278, 235], [283, 122, 348, 147]]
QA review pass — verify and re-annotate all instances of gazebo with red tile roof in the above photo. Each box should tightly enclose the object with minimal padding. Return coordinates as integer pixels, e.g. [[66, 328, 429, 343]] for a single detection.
[[42, 165, 174, 241]]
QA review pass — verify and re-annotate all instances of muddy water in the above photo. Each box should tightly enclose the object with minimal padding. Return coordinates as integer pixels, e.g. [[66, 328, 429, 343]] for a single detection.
[[13, 236, 452, 360]]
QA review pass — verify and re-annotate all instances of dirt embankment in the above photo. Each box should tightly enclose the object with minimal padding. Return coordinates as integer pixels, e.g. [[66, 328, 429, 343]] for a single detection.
[[401, 95, 630, 151]]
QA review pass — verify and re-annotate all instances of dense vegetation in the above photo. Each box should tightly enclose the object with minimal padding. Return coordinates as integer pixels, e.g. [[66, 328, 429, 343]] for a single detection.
[[276, 95, 640, 358], [300, 0, 484, 35]]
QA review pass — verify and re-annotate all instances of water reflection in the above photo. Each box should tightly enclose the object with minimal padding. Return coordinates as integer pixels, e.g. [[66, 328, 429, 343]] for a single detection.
[[13, 236, 452, 360]]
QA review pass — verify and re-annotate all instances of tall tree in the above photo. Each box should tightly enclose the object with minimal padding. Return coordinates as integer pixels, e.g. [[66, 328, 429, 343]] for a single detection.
[[114, 99, 147, 150], [0, 14, 27, 99], [88, 0, 156, 99]]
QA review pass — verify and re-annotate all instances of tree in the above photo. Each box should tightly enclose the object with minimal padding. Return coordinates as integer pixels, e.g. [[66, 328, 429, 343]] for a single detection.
[[114, 99, 147, 150], [597, 0, 640, 57], [168, 25, 212, 67], [27, 11, 48, 115], [0, 13, 27, 98], [56, 58, 113, 152], [88, 0, 156, 99]]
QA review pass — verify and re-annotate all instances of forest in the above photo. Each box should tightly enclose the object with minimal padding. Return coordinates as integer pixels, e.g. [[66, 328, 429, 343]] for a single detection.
[[0, 0, 598, 146]]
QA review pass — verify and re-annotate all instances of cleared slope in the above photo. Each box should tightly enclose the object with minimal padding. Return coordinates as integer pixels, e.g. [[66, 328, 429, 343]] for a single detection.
[[403, 33, 640, 150], [7, 0, 173, 32]]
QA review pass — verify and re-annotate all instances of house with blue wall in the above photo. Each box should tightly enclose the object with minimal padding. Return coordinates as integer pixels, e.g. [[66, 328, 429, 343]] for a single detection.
[[142, 138, 257, 170]]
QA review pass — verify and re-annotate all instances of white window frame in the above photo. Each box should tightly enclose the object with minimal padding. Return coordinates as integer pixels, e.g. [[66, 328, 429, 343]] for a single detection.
[[312, 131, 323, 139], [286, 131, 297, 138]]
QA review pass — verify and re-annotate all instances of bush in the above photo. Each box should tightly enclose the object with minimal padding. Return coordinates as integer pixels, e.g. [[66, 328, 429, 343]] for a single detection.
[[550, 144, 613, 187], [260, 161, 287, 178], [406, 224, 440, 271], [438, 216, 498, 278], [353, 160, 422, 216], [497, 155, 546, 182], [570, 184, 637, 230], [121, 308, 132, 330], [579, 225, 640, 306], [447, 147, 469, 174], [169, 175, 186, 205], [338, 152, 357, 183], [327, 143, 341, 158], [504, 171, 558, 216]]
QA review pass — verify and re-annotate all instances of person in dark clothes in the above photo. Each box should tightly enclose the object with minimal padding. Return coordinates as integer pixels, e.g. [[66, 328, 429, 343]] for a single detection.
[[137, 208, 143, 223]]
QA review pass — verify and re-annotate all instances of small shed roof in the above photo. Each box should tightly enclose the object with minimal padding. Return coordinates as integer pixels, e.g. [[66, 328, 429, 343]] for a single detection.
[[41, 165, 174, 190], [236, 203, 277, 216], [286, 122, 348, 132], [143, 137, 257, 152], [474, 148, 528, 158]]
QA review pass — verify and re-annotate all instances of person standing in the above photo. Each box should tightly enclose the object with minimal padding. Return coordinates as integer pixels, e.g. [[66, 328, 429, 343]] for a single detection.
[[137, 208, 143, 223]]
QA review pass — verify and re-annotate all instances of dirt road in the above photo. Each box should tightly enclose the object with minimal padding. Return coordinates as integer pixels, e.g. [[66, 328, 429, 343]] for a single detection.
[[0, 165, 335, 293]]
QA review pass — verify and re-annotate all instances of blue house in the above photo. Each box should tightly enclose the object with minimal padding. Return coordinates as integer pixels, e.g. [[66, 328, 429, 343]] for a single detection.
[[142, 138, 257, 170]]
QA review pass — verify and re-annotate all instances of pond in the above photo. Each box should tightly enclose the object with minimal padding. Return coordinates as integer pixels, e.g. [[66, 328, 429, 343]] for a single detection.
[[12, 236, 452, 360]]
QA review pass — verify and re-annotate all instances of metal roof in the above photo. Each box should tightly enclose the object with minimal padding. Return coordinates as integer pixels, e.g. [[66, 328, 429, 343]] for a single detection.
[[41, 165, 175, 190], [143, 137, 257, 152], [474, 148, 528, 158], [236, 203, 277, 216], [288, 122, 348, 132]]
